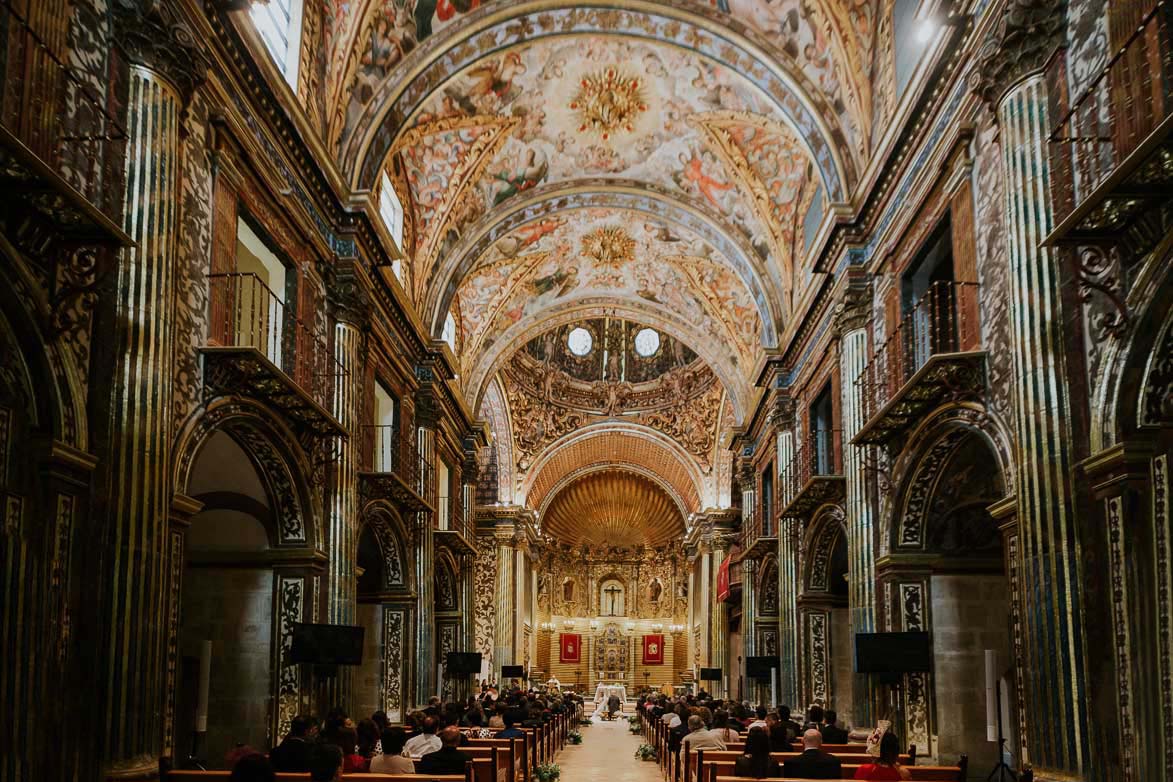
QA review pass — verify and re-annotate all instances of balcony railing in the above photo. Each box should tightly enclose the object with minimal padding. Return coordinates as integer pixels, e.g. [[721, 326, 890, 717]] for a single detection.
[[779, 429, 845, 519], [0, 0, 125, 220], [852, 281, 985, 445], [203, 272, 346, 436], [1048, 1, 1173, 246], [362, 424, 434, 513], [436, 488, 475, 555], [740, 506, 776, 560]]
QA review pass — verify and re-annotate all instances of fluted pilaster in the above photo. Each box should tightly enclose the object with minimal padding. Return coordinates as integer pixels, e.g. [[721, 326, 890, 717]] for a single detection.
[[778, 512, 800, 707], [493, 528, 518, 677], [92, 63, 181, 779], [414, 425, 437, 705], [997, 75, 1089, 775], [710, 543, 729, 698], [327, 322, 362, 625]]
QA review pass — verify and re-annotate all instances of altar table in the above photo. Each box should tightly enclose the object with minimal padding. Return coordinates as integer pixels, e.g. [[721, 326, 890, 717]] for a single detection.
[[593, 683, 627, 703]]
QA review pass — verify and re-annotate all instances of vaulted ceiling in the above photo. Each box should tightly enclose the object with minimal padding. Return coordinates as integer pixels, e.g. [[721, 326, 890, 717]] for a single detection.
[[541, 469, 686, 548], [311, 0, 903, 532]]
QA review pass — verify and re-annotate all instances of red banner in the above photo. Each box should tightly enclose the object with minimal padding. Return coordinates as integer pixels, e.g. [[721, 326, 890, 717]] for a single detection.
[[643, 634, 665, 665], [559, 633, 581, 663], [717, 557, 731, 602]]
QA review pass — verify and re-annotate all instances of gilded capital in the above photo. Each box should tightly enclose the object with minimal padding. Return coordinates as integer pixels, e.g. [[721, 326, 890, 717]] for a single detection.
[[325, 261, 374, 327], [971, 0, 1066, 106], [112, 0, 208, 101], [832, 273, 872, 337]]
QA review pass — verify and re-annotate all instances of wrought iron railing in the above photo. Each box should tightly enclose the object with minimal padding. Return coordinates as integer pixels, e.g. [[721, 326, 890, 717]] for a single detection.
[[740, 506, 773, 551], [206, 272, 343, 410], [366, 423, 432, 498], [780, 429, 842, 510], [448, 488, 467, 540], [1049, 0, 1172, 219], [0, 0, 126, 218], [856, 281, 979, 425]]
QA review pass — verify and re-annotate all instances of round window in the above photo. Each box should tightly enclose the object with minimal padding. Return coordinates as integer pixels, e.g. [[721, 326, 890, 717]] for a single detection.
[[567, 327, 593, 356], [634, 328, 660, 357]]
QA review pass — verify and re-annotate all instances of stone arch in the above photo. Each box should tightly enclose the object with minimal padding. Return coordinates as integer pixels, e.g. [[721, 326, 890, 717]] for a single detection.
[[468, 301, 748, 426], [758, 558, 779, 617], [427, 182, 782, 351], [1089, 244, 1173, 448], [435, 550, 459, 613], [884, 403, 1015, 555], [522, 423, 706, 513], [357, 501, 411, 592], [0, 234, 89, 450], [342, 3, 855, 201], [173, 397, 322, 548], [803, 504, 847, 593]]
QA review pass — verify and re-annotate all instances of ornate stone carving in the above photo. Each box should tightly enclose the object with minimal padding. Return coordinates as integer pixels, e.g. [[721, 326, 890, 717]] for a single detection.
[[1141, 308, 1173, 427], [325, 262, 374, 328], [382, 607, 406, 721], [833, 274, 872, 337], [806, 611, 828, 705], [275, 576, 304, 741], [112, 0, 208, 102], [1153, 454, 1172, 778], [900, 582, 932, 754], [971, 0, 1066, 106]]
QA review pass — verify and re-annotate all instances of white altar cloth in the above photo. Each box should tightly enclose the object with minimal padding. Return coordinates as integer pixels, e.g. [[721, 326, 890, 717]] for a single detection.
[[593, 684, 627, 703]]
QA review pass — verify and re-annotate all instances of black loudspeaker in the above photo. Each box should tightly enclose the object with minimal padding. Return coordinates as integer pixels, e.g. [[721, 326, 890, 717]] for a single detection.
[[745, 656, 775, 680], [501, 665, 526, 679], [446, 652, 483, 674], [699, 667, 723, 681], [290, 624, 364, 665], [854, 631, 931, 673]]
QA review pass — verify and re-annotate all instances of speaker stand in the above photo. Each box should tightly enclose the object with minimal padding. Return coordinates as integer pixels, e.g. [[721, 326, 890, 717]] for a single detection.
[[986, 679, 1017, 782]]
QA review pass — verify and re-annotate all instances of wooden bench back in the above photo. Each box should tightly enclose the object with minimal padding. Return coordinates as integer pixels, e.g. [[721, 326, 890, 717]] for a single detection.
[[167, 773, 465, 782], [698, 755, 916, 782], [714, 766, 963, 782]]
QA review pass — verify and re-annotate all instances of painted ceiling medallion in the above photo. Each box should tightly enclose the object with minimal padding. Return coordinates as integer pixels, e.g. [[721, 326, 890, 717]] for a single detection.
[[581, 225, 636, 269], [569, 68, 648, 140]]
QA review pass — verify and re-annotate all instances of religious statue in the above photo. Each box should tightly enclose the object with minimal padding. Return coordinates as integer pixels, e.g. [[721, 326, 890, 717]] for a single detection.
[[562, 577, 575, 604], [647, 577, 663, 603]]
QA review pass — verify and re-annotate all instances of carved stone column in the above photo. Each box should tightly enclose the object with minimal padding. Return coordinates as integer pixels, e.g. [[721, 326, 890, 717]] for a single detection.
[[976, 9, 1091, 773], [777, 517, 802, 708], [413, 378, 438, 705], [88, 4, 205, 777], [773, 397, 799, 706], [710, 534, 731, 698], [493, 523, 520, 678], [836, 278, 874, 726], [324, 265, 369, 706], [741, 556, 759, 701]]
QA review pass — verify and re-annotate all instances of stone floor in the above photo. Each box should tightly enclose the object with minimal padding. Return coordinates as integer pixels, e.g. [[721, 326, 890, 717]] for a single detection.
[[558, 713, 660, 782]]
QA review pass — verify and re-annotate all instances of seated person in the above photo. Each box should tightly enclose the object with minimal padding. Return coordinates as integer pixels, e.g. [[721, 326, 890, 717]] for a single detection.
[[732, 727, 781, 779], [269, 714, 314, 772], [782, 729, 842, 779], [369, 727, 414, 774], [854, 733, 910, 780], [404, 716, 442, 758], [821, 710, 849, 744], [607, 693, 622, 718], [681, 715, 726, 750], [419, 726, 474, 776], [308, 744, 343, 782], [230, 753, 275, 782], [495, 711, 525, 739]]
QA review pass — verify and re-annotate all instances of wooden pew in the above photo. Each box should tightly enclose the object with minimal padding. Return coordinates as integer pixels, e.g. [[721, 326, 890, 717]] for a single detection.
[[695, 752, 915, 782], [713, 762, 967, 782], [167, 773, 467, 782], [466, 737, 526, 782]]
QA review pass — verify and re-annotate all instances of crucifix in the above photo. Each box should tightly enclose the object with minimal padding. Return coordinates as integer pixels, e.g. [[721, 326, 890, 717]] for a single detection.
[[604, 584, 621, 616]]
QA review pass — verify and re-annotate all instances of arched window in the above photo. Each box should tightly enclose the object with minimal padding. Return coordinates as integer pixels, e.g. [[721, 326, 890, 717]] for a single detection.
[[249, 0, 304, 87], [442, 311, 457, 352], [379, 170, 405, 253]]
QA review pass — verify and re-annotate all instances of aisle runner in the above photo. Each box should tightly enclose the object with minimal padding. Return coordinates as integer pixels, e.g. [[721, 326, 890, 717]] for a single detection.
[[556, 716, 661, 782]]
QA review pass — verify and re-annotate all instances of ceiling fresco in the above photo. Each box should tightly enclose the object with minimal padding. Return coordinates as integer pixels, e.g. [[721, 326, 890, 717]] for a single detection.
[[451, 209, 761, 387], [314, 0, 891, 525], [375, 33, 826, 329]]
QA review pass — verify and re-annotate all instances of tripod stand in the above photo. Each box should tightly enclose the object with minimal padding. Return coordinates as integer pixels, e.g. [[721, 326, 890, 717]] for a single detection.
[[987, 677, 1017, 782]]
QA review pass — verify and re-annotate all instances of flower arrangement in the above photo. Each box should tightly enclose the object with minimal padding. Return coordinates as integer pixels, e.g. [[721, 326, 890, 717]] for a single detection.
[[634, 743, 657, 761], [579, 717, 594, 726], [628, 715, 642, 734], [567, 730, 583, 745], [535, 763, 561, 782]]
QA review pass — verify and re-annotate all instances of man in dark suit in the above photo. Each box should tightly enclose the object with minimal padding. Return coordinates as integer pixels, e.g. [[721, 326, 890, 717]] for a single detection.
[[270, 714, 315, 772], [820, 710, 849, 744], [781, 729, 843, 779], [418, 726, 473, 776]]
